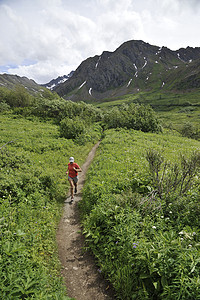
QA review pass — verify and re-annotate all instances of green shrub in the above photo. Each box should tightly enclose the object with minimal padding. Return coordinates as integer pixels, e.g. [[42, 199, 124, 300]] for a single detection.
[[59, 116, 86, 139], [0, 101, 10, 112], [5, 85, 33, 108], [103, 103, 162, 133], [146, 149, 200, 201], [180, 121, 200, 140]]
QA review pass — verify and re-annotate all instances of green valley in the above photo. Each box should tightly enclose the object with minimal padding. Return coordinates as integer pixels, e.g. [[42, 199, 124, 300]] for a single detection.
[[0, 83, 200, 299]]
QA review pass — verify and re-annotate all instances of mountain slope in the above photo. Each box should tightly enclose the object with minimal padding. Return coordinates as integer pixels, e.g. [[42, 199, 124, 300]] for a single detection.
[[0, 73, 44, 94], [54, 40, 200, 102]]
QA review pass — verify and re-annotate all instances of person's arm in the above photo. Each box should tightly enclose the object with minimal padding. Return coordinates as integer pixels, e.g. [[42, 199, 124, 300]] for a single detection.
[[66, 166, 69, 175], [73, 165, 82, 172]]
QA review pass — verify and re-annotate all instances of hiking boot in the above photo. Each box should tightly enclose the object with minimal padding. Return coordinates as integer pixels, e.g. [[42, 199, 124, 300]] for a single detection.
[[70, 196, 74, 202], [74, 186, 77, 194]]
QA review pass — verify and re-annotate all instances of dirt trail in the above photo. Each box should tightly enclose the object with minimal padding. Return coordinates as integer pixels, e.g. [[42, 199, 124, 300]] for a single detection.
[[56, 142, 115, 300]]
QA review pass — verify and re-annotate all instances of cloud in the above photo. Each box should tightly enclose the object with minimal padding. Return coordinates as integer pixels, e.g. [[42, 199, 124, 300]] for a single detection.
[[0, 0, 199, 83], [0, 0, 99, 82]]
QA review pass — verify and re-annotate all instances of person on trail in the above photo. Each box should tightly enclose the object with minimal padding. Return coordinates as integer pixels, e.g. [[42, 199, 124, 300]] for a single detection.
[[66, 157, 82, 202]]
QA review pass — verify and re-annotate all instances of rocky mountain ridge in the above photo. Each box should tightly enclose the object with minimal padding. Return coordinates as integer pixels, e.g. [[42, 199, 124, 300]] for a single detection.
[[42, 71, 74, 90], [0, 73, 44, 95], [54, 40, 200, 101]]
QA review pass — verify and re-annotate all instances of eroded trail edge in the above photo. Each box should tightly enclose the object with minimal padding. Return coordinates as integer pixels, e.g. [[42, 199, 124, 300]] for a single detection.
[[56, 142, 114, 300]]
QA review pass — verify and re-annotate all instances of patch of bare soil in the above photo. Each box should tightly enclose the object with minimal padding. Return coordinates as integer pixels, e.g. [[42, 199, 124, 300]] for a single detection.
[[56, 142, 116, 300]]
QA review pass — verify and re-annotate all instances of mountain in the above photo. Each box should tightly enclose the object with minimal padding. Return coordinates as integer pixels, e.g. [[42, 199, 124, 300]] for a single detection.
[[54, 40, 200, 102], [42, 71, 74, 90], [0, 73, 44, 94]]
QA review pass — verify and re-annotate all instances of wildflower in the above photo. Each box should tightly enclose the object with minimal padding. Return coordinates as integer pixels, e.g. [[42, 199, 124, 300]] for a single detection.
[[192, 232, 196, 236], [115, 241, 118, 244], [133, 242, 138, 248], [152, 226, 156, 229], [161, 216, 164, 218], [97, 269, 102, 273], [179, 231, 184, 235], [169, 211, 172, 214]]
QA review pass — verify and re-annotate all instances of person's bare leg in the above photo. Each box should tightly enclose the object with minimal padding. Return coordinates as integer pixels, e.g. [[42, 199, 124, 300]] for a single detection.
[[68, 179, 74, 200]]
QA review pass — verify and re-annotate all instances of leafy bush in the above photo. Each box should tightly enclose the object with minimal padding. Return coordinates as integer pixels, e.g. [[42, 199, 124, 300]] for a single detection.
[[146, 149, 200, 201], [180, 121, 200, 140], [30, 97, 66, 119], [5, 85, 33, 108], [0, 101, 10, 112], [103, 103, 162, 133], [59, 117, 86, 139]]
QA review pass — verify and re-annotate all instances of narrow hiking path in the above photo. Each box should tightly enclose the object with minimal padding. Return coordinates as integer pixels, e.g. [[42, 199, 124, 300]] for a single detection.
[[56, 142, 115, 300]]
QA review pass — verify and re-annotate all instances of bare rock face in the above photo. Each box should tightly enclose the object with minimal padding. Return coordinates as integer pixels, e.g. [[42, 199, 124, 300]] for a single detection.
[[54, 40, 200, 101]]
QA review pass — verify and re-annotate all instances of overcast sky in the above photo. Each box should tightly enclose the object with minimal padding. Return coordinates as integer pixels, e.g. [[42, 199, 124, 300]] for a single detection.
[[0, 0, 200, 84]]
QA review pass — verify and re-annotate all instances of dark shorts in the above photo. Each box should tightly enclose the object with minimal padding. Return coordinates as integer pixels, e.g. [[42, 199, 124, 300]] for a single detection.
[[68, 176, 78, 184]]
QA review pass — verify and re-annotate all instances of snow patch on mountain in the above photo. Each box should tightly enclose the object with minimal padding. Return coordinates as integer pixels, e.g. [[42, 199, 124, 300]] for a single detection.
[[43, 72, 74, 90], [95, 56, 101, 69], [127, 79, 132, 87], [133, 63, 137, 69], [142, 57, 147, 69], [78, 81, 86, 89]]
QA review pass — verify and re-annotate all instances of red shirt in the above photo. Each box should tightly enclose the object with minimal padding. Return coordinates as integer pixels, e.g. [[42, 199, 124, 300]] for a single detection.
[[68, 162, 80, 178]]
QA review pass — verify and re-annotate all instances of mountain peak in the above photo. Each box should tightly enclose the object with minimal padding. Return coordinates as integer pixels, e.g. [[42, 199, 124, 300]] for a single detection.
[[54, 39, 200, 101], [42, 71, 74, 90]]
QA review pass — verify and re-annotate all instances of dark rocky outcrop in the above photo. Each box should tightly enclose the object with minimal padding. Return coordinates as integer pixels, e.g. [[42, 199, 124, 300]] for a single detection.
[[54, 40, 200, 101]]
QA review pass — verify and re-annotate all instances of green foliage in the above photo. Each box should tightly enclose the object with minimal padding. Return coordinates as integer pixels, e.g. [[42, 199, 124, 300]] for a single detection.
[[0, 101, 10, 112], [146, 149, 200, 201], [60, 117, 102, 145], [3, 85, 33, 108], [0, 114, 94, 299], [179, 121, 200, 140], [31, 97, 66, 119], [80, 128, 200, 299], [60, 117, 86, 139], [103, 103, 161, 133]]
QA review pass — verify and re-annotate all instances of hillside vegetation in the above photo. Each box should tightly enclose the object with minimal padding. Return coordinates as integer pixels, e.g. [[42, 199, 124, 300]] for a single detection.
[[80, 129, 200, 299], [0, 85, 200, 299]]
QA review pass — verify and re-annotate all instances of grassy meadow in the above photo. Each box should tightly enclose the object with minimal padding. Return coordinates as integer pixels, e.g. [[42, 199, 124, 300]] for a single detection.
[[80, 128, 200, 299], [0, 86, 200, 299], [0, 113, 96, 299], [96, 90, 200, 126]]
